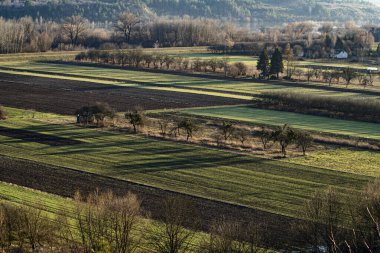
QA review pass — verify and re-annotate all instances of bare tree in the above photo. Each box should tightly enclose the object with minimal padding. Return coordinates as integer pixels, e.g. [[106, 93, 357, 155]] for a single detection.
[[114, 12, 140, 43], [294, 69, 304, 81], [295, 130, 313, 156], [234, 129, 250, 146], [148, 197, 197, 253], [62, 15, 88, 46], [297, 187, 344, 253], [158, 119, 170, 137], [258, 127, 272, 150], [0, 202, 59, 253], [272, 124, 296, 157], [125, 108, 144, 133], [305, 68, 314, 82], [342, 68, 358, 88], [73, 190, 141, 253], [21, 205, 58, 253], [220, 121, 235, 142]]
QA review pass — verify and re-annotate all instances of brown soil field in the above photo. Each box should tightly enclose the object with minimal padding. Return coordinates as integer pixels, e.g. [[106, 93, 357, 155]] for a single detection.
[[0, 155, 304, 249], [0, 73, 245, 115]]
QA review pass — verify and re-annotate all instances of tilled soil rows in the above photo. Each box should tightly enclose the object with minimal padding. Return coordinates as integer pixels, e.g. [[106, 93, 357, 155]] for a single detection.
[[0, 155, 304, 248], [0, 73, 245, 115]]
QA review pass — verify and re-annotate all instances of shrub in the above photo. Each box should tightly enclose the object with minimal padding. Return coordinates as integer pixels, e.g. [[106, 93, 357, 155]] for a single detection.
[[0, 106, 7, 120], [76, 103, 115, 126], [272, 124, 297, 157], [125, 109, 144, 133]]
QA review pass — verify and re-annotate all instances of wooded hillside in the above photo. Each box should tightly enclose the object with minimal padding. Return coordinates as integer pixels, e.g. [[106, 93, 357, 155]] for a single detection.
[[0, 0, 379, 26]]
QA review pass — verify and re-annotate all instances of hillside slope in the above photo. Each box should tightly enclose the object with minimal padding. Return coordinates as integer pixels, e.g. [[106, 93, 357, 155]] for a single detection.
[[0, 0, 379, 26]]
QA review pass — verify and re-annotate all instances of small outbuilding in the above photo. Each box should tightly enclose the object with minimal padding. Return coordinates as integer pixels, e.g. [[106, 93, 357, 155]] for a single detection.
[[335, 51, 348, 59]]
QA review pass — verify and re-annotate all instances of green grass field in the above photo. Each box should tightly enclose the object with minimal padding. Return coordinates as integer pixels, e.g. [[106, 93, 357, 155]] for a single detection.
[[288, 149, 380, 177], [0, 181, 73, 216], [181, 105, 380, 140], [0, 107, 372, 218]]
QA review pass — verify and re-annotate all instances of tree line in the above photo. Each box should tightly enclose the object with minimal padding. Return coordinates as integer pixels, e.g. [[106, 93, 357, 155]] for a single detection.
[[1, 0, 380, 26], [75, 49, 250, 78], [0, 14, 229, 53], [75, 103, 314, 157], [210, 21, 379, 60], [0, 190, 272, 253], [296, 180, 380, 253], [1, 11, 379, 62], [256, 44, 378, 85], [2, 179, 380, 253], [257, 91, 380, 123]]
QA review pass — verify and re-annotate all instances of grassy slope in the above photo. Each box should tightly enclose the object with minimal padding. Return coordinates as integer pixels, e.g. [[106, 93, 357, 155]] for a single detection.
[[0, 181, 208, 252], [289, 149, 380, 177], [0, 107, 371, 218], [182, 105, 380, 140]]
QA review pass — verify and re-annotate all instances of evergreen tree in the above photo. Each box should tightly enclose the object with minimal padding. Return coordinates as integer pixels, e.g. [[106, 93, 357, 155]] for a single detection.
[[270, 48, 284, 79], [324, 34, 333, 49], [257, 49, 270, 78], [377, 43, 380, 57], [335, 37, 345, 52]]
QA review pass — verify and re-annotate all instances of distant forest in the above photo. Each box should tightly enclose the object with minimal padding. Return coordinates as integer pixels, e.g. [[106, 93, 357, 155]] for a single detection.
[[0, 0, 380, 26]]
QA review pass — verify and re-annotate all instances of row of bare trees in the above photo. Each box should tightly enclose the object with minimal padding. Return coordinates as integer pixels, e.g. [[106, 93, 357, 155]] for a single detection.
[[297, 180, 380, 253], [2, 179, 380, 253], [75, 104, 313, 157], [75, 49, 250, 77], [291, 67, 377, 88], [0, 191, 271, 253], [0, 12, 232, 53]]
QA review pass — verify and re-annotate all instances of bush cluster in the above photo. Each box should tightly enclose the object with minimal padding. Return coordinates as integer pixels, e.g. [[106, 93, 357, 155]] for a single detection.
[[258, 91, 380, 123]]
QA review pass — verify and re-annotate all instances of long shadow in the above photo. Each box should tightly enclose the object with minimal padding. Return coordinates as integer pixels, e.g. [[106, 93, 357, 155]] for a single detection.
[[0, 126, 83, 146]]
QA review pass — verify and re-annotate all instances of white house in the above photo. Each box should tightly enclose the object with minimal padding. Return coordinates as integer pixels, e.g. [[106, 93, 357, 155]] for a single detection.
[[335, 51, 348, 59]]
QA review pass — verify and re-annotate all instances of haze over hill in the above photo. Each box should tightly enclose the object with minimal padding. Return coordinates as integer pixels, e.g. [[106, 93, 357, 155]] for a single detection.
[[0, 0, 380, 27]]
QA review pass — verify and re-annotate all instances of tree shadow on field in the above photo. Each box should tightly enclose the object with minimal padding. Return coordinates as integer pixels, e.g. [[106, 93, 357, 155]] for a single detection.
[[112, 152, 255, 175], [0, 125, 83, 146]]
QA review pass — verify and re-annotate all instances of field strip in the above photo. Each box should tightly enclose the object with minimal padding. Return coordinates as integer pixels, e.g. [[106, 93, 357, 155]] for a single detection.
[[0, 68, 252, 100], [0, 69, 134, 86], [143, 86, 253, 100], [181, 105, 380, 140], [2, 62, 380, 98], [0, 154, 303, 245]]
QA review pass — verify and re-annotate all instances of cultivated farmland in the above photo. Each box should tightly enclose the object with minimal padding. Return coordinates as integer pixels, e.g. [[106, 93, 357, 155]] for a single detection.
[[1, 61, 379, 99], [0, 73, 245, 114], [0, 108, 370, 218], [1, 49, 379, 252]]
